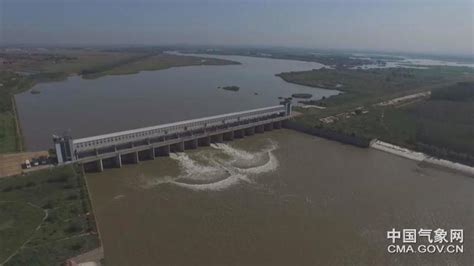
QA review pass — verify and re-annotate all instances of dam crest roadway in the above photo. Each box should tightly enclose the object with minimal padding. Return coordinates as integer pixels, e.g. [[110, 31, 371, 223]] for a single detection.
[[53, 102, 292, 173]]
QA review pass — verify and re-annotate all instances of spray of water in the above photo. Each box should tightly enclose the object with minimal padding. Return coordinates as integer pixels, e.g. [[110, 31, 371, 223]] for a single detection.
[[145, 139, 279, 191]]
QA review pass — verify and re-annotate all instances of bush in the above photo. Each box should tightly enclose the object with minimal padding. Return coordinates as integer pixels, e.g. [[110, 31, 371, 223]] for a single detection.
[[47, 175, 69, 183], [70, 242, 83, 251], [62, 184, 74, 189], [42, 201, 54, 209], [2, 186, 13, 192], [431, 82, 474, 102], [65, 222, 82, 234], [25, 182, 36, 187], [45, 214, 57, 223], [66, 194, 78, 200]]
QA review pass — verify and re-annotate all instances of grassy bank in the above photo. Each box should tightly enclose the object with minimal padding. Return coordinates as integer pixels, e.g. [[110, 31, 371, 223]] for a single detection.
[[0, 113, 18, 152], [0, 165, 100, 265], [279, 66, 474, 111], [0, 72, 33, 153], [81, 53, 239, 79], [0, 71, 68, 153], [178, 47, 392, 69], [281, 67, 474, 165]]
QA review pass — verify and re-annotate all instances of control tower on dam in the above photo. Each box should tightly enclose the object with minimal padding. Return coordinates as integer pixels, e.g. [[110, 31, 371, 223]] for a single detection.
[[53, 101, 292, 172]]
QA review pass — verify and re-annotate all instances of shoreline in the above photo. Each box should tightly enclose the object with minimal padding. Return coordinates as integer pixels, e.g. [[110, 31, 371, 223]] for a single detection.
[[4, 53, 240, 154], [11, 95, 24, 152], [67, 167, 105, 265], [370, 140, 474, 177], [284, 119, 474, 178]]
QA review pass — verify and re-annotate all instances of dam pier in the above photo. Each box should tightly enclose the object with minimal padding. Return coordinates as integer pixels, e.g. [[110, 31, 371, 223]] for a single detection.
[[53, 102, 292, 173]]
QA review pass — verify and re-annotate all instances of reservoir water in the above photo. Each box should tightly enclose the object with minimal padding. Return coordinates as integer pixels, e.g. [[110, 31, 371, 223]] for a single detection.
[[15, 54, 336, 151], [86, 129, 473, 266]]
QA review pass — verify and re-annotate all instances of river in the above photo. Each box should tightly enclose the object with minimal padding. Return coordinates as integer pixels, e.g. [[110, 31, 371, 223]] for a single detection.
[[86, 129, 473, 265], [14, 53, 473, 265], [14, 54, 337, 151]]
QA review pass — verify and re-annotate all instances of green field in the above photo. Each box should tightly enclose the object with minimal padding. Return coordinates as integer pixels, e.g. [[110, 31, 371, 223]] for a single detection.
[[0, 113, 19, 152], [0, 165, 100, 265], [282, 67, 474, 165], [82, 53, 238, 79], [279, 66, 474, 111], [178, 47, 394, 69], [0, 71, 34, 153]]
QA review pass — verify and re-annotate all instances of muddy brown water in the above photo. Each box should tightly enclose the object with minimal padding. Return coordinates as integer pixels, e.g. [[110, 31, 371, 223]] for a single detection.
[[85, 129, 473, 266]]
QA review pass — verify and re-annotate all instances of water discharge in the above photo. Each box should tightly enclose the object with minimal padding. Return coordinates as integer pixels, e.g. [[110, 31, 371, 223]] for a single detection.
[[145, 141, 278, 191], [86, 130, 474, 266]]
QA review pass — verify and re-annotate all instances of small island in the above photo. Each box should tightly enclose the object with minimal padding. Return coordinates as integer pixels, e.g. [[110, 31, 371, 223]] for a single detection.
[[291, 93, 312, 99], [220, 86, 240, 92]]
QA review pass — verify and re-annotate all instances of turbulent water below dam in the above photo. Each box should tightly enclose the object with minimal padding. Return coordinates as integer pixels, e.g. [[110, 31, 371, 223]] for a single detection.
[[86, 129, 473, 266]]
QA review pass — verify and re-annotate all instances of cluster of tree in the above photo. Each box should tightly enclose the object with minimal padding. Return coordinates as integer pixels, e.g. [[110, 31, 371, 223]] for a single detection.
[[285, 120, 371, 148], [415, 142, 474, 166], [431, 82, 474, 102], [0, 52, 76, 62], [79, 54, 151, 76]]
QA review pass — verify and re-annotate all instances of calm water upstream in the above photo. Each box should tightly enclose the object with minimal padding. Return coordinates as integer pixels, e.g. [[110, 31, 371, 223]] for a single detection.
[[86, 129, 473, 266], [15, 54, 337, 151]]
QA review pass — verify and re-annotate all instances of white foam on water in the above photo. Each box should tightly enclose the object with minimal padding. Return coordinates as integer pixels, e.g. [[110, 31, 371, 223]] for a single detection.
[[113, 195, 125, 200], [236, 152, 279, 175], [170, 173, 249, 191], [211, 143, 255, 160], [169, 152, 225, 181], [142, 176, 175, 188], [145, 140, 279, 191]]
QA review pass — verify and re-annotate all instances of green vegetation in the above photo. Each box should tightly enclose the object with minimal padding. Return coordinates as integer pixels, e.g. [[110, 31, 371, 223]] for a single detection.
[[82, 53, 238, 79], [282, 66, 474, 165], [279, 66, 474, 111], [0, 113, 18, 152], [0, 72, 32, 153], [220, 85, 240, 92], [180, 47, 387, 69], [431, 81, 474, 101], [312, 92, 474, 164], [0, 49, 239, 80], [0, 165, 100, 265]]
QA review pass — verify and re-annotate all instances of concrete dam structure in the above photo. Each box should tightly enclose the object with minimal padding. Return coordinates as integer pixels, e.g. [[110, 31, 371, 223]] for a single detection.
[[53, 102, 292, 172]]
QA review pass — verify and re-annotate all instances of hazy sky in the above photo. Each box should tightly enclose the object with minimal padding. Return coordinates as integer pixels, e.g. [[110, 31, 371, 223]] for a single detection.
[[1, 0, 473, 55]]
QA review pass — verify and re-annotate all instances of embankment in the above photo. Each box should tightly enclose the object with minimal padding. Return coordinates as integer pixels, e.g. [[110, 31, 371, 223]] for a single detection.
[[284, 120, 473, 177], [371, 140, 474, 177], [284, 120, 370, 148]]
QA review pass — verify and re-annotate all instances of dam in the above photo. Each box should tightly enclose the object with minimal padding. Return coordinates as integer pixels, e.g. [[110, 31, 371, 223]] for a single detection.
[[53, 101, 292, 172]]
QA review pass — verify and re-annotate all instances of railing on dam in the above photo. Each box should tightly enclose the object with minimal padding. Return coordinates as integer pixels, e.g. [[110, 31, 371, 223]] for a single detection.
[[53, 102, 292, 166]]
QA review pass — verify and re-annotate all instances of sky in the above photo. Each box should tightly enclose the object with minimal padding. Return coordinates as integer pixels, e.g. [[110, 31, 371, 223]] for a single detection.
[[1, 0, 473, 55]]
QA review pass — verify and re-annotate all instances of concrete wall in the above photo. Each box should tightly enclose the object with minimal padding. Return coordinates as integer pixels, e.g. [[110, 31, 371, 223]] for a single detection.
[[82, 117, 288, 173], [210, 134, 223, 143], [170, 142, 185, 152], [198, 136, 211, 146], [223, 131, 234, 141]]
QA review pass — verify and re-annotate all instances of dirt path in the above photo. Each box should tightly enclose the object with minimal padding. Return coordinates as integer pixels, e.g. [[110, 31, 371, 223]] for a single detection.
[[67, 247, 104, 265]]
